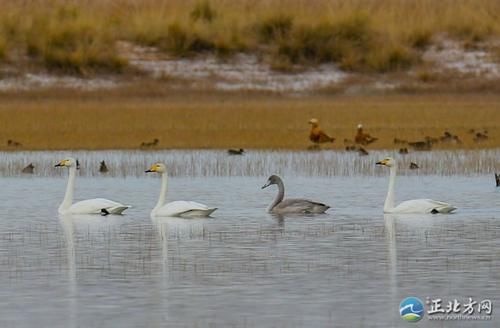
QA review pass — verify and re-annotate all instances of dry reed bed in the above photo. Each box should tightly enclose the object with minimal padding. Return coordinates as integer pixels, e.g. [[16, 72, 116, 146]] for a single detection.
[[1, 0, 500, 74], [1, 149, 498, 177], [0, 94, 499, 151]]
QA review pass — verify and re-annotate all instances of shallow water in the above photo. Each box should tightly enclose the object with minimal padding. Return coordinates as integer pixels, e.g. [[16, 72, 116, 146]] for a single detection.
[[0, 167, 499, 327], [2, 149, 499, 177]]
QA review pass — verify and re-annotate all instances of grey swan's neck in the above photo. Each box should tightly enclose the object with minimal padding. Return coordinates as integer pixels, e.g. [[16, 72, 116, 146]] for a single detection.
[[269, 178, 285, 211]]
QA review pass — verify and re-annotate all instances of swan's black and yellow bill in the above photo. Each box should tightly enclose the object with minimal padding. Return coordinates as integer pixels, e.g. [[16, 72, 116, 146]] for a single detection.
[[145, 164, 159, 173], [55, 159, 67, 167], [376, 159, 388, 166], [55, 159, 79, 169]]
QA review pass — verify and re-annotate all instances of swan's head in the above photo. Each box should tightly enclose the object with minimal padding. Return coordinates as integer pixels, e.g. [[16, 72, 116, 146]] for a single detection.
[[262, 174, 281, 189], [55, 158, 78, 168], [308, 118, 319, 126], [145, 163, 167, 174], [376, 157, 396, 168]]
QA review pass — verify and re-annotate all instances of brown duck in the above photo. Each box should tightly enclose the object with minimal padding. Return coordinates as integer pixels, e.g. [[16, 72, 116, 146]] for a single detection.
[[354, 124, 378, 145], [308, 118, 335, 144]]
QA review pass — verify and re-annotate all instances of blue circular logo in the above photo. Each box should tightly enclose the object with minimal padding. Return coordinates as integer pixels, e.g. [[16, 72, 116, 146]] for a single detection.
[[400, 297, 424, 322]]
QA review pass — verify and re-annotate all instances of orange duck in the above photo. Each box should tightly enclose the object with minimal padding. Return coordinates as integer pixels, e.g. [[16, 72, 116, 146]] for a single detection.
[[308, 118, 335, 145], [354, 124, 377, 145]]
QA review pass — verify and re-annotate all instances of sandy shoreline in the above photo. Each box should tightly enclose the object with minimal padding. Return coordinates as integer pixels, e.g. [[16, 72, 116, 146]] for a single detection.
[[1, 92, 498, 151]]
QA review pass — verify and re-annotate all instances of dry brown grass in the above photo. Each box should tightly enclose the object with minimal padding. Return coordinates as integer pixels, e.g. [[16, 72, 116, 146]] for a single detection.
[[1, 0, 500, 73], [0, 90, 498, 150]]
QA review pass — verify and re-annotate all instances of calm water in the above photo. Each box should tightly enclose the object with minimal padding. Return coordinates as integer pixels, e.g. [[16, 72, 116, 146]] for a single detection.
[[0, 153, 499, 327]]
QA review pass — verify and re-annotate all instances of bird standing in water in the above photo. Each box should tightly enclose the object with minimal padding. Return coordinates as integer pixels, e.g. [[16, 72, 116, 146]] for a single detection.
[[22, 163, 34, 174], [99, 161, 109, 173]]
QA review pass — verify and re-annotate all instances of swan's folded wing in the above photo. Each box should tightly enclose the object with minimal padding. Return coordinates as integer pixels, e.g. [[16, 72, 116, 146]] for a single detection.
[[393, 199, 455, 214], [183, 201, 211, 210], [277, 198, 329, 213], [69, 198, 128, 214], [156, 200, 211, 216]]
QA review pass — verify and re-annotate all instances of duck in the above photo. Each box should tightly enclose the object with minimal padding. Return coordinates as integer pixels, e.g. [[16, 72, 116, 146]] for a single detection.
[[354, 124, 378, 145], [228, 148, 245, 155], [440, 131, 461, 144], [409, 162, 419, 170], [261, 175, 330, 214], [308, 118, 335, 145], [376, 157, 456, 214], [473, 132, 488, 143], [55, 158, 130, 215], [22, 163, 34, 174], [141, 138, 159, 148], [7, 139, 22, 147], [408, 140, 432, 151], [99, 161, 108, 173], [146, 163, 217, 217]]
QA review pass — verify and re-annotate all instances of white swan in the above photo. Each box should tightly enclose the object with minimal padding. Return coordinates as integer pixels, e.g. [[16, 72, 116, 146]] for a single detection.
[[55, 158, 131, 215], [146, 163, 217, 217], [376, 157, 456, 214]]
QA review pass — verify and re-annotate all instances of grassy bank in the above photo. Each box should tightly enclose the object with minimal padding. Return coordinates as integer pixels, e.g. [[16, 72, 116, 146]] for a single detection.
[[0, 91, 498, 150], [0, 0, 500, 74]]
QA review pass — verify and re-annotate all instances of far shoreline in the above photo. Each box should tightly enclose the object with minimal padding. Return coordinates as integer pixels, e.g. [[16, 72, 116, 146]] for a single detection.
[[1, 92, 498, 151]]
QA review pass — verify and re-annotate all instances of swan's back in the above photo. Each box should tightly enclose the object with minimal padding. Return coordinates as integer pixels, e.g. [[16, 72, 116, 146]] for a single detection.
[[155, 200, 217, 217], [272, 198, 329, 214], [389, 199, 456, 214], [66, 198, 130, 215]]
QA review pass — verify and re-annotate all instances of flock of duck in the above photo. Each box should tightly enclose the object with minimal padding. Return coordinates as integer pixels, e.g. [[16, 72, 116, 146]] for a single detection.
[[54, 155, 457, 218], [7, 119, 488, 154], [307, 118, 490, 154]]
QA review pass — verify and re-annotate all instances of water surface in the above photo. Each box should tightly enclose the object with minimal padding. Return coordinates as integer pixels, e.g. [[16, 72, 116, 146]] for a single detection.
[[0, 153, 499, 327]]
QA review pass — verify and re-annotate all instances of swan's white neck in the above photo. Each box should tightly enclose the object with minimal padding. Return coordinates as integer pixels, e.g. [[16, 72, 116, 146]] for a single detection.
[[153, 172, 168, 214], [59, 166, 76, 213], [384, 164, 397, 213]]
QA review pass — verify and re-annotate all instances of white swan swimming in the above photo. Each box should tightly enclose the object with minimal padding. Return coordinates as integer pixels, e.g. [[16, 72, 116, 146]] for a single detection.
[[146, 163, 217, 217], [55, 158, 131, 215], [376, 157, 456, 214]]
